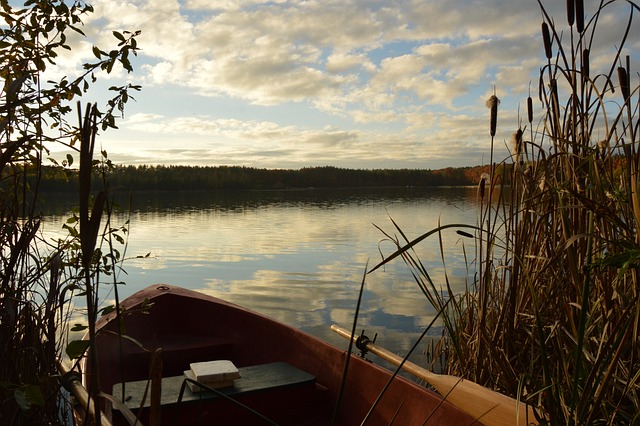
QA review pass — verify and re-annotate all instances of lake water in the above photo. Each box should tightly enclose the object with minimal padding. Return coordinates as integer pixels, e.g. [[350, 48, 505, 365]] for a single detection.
[[45, 187, 480, 369]]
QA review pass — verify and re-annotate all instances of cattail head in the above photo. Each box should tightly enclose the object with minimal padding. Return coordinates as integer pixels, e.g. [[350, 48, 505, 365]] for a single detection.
[[582, 48, 590, 81], [479, 172, 490, 200], [576, 0, 584, 33], [486, 94, 500, 137], [618, 66, 630, 102], [527, 96, 533, 123], [542, 22, 552, 59], [511, 129, 524, 164], [567, 0, 575, 26], [538, 75, 544, 103]]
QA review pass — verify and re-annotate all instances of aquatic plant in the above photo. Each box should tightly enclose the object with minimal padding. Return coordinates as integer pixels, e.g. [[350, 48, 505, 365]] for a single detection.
[[0, 2, 139, 423], [374, 0, 640, 424]]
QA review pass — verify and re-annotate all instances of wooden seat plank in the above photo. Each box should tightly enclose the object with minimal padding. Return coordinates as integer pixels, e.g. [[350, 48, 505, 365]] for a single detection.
[[112, 362, 316, 410]]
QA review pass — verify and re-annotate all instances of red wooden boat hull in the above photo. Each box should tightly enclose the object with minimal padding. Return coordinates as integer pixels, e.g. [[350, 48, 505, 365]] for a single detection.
[[86, 284, 474, 425]]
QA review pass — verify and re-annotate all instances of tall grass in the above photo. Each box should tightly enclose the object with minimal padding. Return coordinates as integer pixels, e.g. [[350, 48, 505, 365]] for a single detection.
[[0, 2, 139, 423], [375, 1, 640, 424], [0, 102, 128, 424]]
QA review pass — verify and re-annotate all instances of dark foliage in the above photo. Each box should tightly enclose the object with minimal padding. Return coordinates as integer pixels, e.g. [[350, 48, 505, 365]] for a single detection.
[[30, 164, 497, 193]]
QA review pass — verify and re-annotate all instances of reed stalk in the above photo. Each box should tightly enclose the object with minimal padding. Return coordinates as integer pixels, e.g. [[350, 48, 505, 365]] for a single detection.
[[374, 1, 640, 424]]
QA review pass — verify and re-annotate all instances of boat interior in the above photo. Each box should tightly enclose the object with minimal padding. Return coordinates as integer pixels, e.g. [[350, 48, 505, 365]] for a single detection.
[[87, 285, 472, 425]]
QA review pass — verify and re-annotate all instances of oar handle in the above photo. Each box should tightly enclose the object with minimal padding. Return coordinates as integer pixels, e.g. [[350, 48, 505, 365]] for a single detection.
[[57, 359, 114, 426], [331, 324, 544, 426], [330, 325, 436, 381]]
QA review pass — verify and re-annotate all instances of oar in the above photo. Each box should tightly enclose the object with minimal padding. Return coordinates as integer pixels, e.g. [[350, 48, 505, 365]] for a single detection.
[[331, 325, 544, 426], [56, 360, 114, 426]]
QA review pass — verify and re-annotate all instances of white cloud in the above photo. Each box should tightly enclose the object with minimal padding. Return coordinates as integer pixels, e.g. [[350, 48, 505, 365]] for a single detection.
[[127, 113, 164, 123], [89, 0, 535, 111], [35, 0, 635, 169], [326, 52, 375, 73]]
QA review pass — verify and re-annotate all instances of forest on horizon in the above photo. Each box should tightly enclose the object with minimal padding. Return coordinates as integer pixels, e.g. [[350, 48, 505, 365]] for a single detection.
[[35, 163, 499, 193]]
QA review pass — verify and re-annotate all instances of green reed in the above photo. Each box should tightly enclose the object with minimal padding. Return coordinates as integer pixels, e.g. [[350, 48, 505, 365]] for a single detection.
[[374, 1, 640, 424]]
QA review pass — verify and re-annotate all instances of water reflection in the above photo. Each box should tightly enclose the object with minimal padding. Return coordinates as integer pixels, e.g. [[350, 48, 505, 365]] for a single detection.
[[44, 187, 480, 367]]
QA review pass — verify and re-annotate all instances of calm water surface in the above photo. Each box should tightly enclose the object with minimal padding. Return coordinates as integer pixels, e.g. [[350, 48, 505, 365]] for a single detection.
[[46, 187, 480, 368]]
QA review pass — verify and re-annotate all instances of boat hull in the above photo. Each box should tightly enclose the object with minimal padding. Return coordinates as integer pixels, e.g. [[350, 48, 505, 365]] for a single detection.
[[86, 284, 473, 425]]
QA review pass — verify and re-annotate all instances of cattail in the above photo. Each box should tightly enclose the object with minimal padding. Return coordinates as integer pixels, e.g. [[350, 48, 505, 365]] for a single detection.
[[479, 173, 490, 200], [527, 96, 533, 123], [486, 94, 500, 137], [542, 22, 552, 59], [456, 230, 474, 239], [618, 66, 630, 102], [576, 0, 584, 33], [567, 0, 575, 26], [582, 48, 590, 80], [511, 129, 523, 164], [538, 75, 544, 103]]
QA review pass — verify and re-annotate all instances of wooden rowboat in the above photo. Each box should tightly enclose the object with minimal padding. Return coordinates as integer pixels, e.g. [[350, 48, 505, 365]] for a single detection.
[[81, 284, 475, 425]]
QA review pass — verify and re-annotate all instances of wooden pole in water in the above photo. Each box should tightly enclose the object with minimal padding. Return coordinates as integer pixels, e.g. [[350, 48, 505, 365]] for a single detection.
[[331, 325, 544, 426]]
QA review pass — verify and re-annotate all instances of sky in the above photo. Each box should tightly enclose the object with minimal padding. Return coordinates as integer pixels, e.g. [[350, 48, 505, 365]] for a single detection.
[[45, 0, 640, 170]]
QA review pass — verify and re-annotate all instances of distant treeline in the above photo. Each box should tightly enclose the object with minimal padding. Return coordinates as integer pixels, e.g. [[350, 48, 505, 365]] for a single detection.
[[29, 164, 498, 193]]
